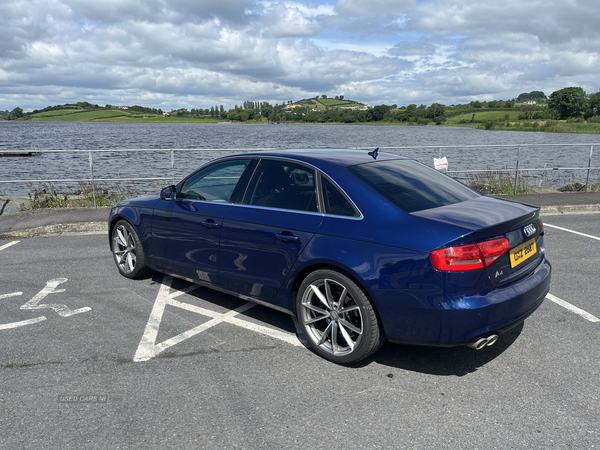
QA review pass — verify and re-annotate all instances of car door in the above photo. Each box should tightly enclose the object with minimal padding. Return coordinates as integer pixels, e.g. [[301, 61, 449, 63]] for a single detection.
[[219, 158, 324, 302], [151, 158, 253, 282]]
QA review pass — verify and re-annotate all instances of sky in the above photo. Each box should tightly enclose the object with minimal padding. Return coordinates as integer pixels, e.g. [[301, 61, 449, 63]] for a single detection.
[[1, 0, 599, 112]]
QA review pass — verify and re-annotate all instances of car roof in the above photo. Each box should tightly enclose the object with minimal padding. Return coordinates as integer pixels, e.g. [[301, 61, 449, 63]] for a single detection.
[[230, 149, 407, 169]]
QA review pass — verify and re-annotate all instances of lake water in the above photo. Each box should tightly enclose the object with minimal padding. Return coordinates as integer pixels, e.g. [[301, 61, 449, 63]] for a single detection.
[[1, 122, 599, 196]]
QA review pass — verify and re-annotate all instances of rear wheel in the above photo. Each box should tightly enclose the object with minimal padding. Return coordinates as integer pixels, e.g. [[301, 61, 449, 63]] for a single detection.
[[111, 220, 151, 279], [296, 269, 382, 364]]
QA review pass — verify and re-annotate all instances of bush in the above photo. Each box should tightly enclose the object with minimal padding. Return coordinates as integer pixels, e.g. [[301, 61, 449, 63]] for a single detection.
[[587, 115, 600, 123], [566, 117, 584, 123], [483, 121, 495, 130]]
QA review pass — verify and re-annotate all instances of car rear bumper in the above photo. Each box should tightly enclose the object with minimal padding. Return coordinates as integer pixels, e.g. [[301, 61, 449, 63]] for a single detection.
[[379, 257, 552, 346]]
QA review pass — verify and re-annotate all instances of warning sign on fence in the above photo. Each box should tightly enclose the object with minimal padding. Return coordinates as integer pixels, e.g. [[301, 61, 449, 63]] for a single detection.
[[434, 156, 448, 173]]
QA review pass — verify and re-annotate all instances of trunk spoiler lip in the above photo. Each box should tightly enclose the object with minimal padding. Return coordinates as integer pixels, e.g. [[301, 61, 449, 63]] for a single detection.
[[412, 196, 540, 249]]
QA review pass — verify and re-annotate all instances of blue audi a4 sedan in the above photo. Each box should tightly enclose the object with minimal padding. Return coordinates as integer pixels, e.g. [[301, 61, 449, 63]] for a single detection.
[[109, 149, 551, 363]]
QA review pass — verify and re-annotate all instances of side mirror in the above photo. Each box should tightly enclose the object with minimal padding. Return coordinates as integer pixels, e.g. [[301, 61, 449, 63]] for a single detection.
[[160, 185, 177, 200]]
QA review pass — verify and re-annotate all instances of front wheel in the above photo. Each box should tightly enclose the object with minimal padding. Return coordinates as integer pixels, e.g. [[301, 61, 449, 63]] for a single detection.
[[111, 220, 151, 279], [296, 269, 383, 364]]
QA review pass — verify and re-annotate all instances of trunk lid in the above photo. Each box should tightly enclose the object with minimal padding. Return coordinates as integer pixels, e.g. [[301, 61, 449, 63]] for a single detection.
[[412, 196, 544, 285]]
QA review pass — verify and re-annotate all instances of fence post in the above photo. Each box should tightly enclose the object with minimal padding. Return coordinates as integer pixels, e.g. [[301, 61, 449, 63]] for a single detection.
[[88, 151, 97, 208], [514, 145, 521, 195], [171, 150, 175, 185], [585, 145, 593, 193]]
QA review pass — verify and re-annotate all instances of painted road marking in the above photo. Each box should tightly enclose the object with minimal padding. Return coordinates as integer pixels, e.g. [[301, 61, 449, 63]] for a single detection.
[[0, 240, 20, 252], [0, 316, 47, 330], [134, 276, 301, 362], [544, 224, 600, 241], [0, 292, 23, 300], [20, 278, 91, 317], [546, 293, 600, 323], [1, 291, 47, 330]]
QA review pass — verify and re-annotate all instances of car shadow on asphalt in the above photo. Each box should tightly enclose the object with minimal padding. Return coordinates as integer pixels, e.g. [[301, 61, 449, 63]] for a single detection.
[[151, 274, 524, 375], [352, 323, 524, 376]]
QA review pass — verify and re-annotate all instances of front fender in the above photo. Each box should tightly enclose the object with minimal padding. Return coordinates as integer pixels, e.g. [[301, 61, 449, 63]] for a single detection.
[[108, 203, 157, 254]]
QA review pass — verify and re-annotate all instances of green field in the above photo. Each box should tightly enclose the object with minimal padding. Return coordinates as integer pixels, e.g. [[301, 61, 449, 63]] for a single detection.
[[32, 109, 83, 117], [297, 98, 362, 110], [446, 110, 521, 124], [31, 110, 131, 121], [315, 99, 362, 109]]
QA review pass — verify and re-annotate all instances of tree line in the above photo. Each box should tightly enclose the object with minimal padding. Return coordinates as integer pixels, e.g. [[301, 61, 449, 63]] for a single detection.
[[2, 87, 599, 123]]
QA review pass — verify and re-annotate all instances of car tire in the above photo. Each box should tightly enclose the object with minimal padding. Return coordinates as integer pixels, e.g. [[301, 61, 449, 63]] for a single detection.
[[296, 269, 383, 364], [111, 220, 152, 279]]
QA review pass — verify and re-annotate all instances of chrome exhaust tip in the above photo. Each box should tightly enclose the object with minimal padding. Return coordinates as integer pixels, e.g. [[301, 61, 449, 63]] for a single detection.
[[468, 334, 499, 350], [469, 338, 488, 350], [486, 334, 499, 347]]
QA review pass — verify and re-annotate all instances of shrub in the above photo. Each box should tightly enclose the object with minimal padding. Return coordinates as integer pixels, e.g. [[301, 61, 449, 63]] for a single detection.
[[467, 169, 527, 194]]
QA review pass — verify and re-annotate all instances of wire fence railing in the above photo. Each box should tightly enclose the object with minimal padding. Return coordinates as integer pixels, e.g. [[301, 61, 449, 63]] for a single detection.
[[0, 144, 598, 207]]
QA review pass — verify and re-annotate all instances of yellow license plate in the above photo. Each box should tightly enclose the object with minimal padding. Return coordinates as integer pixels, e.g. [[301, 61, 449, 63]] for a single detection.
[[509, 238, 537, 268]]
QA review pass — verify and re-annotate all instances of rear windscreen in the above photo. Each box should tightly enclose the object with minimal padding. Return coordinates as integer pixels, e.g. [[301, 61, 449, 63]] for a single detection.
[[347, 159, 481, 213]]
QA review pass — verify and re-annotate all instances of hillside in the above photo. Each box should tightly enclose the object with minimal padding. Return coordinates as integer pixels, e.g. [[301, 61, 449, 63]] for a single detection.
[[296, 97, 365, 110]]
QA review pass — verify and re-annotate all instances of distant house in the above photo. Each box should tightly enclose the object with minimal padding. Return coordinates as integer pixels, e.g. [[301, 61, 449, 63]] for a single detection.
[[311, 107, 321, 112], [526, 101, 537, 105]]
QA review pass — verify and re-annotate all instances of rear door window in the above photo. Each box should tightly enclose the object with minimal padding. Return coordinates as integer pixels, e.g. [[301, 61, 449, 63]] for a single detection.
[[242, 159, 318, 212], [347, 159, 480, 213]]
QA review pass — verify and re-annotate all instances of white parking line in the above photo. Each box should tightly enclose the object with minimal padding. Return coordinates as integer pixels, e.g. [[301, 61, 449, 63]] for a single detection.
[[544, 224, 600, 241], [134, 276, 301, 362], [0, 292, 23, 300], [546, 293, 600, 323], [0, 316, 47, 330], [0, 240, 20, 252]]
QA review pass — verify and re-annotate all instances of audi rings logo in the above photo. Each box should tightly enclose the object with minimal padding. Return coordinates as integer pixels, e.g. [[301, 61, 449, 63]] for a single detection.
[[524, 224, 536, 237]]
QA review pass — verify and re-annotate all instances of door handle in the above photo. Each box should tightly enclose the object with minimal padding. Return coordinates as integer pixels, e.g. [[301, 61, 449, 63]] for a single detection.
[[276, 232, 299, 243], [202, 219, 219, 229]]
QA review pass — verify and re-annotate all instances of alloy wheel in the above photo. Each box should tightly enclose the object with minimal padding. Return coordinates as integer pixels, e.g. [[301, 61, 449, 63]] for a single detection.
[[300, 278, 364, 357]]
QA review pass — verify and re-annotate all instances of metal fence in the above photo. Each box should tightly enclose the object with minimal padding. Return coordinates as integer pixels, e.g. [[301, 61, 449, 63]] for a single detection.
[[0, 144, 598, 207], [368, 144, 598, 195]]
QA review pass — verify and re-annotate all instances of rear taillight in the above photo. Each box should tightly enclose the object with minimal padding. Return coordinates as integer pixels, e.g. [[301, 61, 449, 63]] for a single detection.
[[539, 220, 545, 236], [431, 238, 509, 272]]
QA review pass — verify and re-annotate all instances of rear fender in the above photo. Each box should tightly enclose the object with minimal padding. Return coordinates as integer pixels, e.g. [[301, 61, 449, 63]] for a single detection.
[[279, 234, 430, 315]]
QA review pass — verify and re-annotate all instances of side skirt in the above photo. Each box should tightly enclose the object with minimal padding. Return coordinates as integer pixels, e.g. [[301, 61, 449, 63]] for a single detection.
[[154, 269, 294, 317]]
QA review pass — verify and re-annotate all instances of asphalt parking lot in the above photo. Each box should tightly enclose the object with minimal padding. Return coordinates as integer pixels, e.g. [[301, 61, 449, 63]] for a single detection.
[[1, 212, 599, 449]]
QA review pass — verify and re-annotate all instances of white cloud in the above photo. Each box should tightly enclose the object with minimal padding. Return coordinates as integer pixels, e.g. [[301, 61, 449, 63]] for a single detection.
[[1, 0, 599, 111], [334, 0, 414, 17], [259, 3, 321, 37]]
